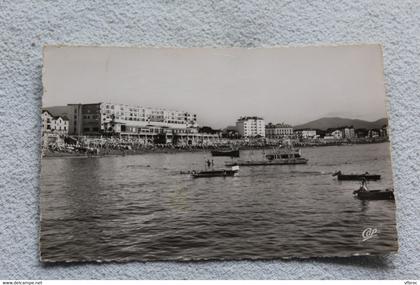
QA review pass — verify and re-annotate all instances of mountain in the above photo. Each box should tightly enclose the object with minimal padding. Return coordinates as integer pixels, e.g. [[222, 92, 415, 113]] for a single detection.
[[294, 117, 388, 130]]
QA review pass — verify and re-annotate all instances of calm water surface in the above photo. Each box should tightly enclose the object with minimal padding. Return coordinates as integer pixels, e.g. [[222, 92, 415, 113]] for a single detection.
[[40, 143, 398, 262]]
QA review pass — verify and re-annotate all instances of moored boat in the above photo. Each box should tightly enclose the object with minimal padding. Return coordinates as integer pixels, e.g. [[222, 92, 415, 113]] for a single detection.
[[191, 165, 239, 178], [352, 179, 394, 200], [333, 170, 381, 181], [211, 149, 240, 157], [225, 145, 308, 166], [353, 188, 394, 200]]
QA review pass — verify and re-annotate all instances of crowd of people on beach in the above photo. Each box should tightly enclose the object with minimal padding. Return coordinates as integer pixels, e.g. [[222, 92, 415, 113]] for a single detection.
[[42, 134, 388, 158], [43, 135, 263, 157]]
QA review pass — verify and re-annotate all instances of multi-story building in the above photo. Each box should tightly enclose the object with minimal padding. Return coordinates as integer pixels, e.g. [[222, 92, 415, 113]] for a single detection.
[[294, 129, 317, 139], [85, 103, 198, 135], [42, 110, 53, 132], [44, 102, 198, 136], [331, 129, 343, 139], [265, 123, 293, 139], [344, 127, 355, 139], [379, 126, 388, 138], [43, 104, 83, 135], [42, 110, 69, 135], [42, 102, 218, 145], [236, 116, 265, 138], [368, 129, 380, 138]]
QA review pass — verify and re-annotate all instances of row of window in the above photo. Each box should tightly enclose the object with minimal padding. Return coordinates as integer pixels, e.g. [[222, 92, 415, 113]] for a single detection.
[[119, 127, 197, 134], [266, 130, 293, 134], [44, 125, 67, 131], [103, 104, 196, 117]]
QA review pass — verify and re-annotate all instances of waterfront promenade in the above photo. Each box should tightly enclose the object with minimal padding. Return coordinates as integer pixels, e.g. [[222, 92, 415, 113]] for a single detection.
[[42, 135, 389, 158]]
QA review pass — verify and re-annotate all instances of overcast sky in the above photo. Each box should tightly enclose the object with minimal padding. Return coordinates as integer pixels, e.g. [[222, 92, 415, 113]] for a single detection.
[[43, 45, 388, 128]]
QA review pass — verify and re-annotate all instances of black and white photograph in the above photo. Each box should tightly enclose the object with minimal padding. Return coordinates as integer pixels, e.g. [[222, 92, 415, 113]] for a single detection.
[[40, 45, 398, 262]]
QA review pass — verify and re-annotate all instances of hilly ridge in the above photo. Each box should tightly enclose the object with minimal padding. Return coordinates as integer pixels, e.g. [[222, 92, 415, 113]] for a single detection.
[[294, 117, 388, 130]]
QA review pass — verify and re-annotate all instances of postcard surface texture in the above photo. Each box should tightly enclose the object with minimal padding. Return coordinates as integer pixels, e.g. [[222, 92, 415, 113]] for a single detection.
[[40, 45, 398, 262]]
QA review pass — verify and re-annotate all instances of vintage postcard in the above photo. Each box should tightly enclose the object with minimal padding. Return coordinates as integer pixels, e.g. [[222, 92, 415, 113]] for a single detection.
[[40, 45, 398, 262]]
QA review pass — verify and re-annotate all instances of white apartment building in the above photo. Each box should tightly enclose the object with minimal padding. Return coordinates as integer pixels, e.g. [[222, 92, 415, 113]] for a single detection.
[[45, 102, 198, 136], [98, 103, 198, 133], [236, 116, 265, 138], [344, 127, 355, 139]]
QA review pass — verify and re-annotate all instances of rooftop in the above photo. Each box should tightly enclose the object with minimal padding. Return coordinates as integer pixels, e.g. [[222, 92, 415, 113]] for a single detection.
[[237, 116, 264, 121], [266, 122, 292, 128], [42, 110, 69, 121]]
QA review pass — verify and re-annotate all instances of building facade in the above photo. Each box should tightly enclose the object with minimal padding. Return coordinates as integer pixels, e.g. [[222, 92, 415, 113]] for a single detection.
[[379, 126, 388, 138], [294, 129, 317, 139], [44, 104, 83, 135], [265, 123, 293, 139], [331, 129, 343, 139], [42, 110, 69, 135], [236, 116, 265, 138], [42, 103, 218, 145], [44, 102, 198, 136], [344, 127, 355, 139], [88, 103, 198, 135]]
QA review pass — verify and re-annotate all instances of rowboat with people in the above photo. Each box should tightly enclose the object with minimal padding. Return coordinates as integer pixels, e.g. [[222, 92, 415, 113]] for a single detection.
[[353, 178, 394, 200]]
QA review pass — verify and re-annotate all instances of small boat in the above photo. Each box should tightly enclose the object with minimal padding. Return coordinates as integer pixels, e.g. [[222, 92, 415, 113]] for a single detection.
[[191, 165, 239, 178], [352, 179, 394, 200], [225, 145, 308, 166], [333, 170, 381, 181], [353, 188, 395, 200], [211, 149, 240, 157]]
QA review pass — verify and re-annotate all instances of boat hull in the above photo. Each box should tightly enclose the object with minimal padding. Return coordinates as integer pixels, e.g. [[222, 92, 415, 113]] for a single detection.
[[191, 169, 238, 178], [338, 174, 381, 181], [225, 158, 308, 166], [353, 190, 394, 200], [211, 150, 240, 157]]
